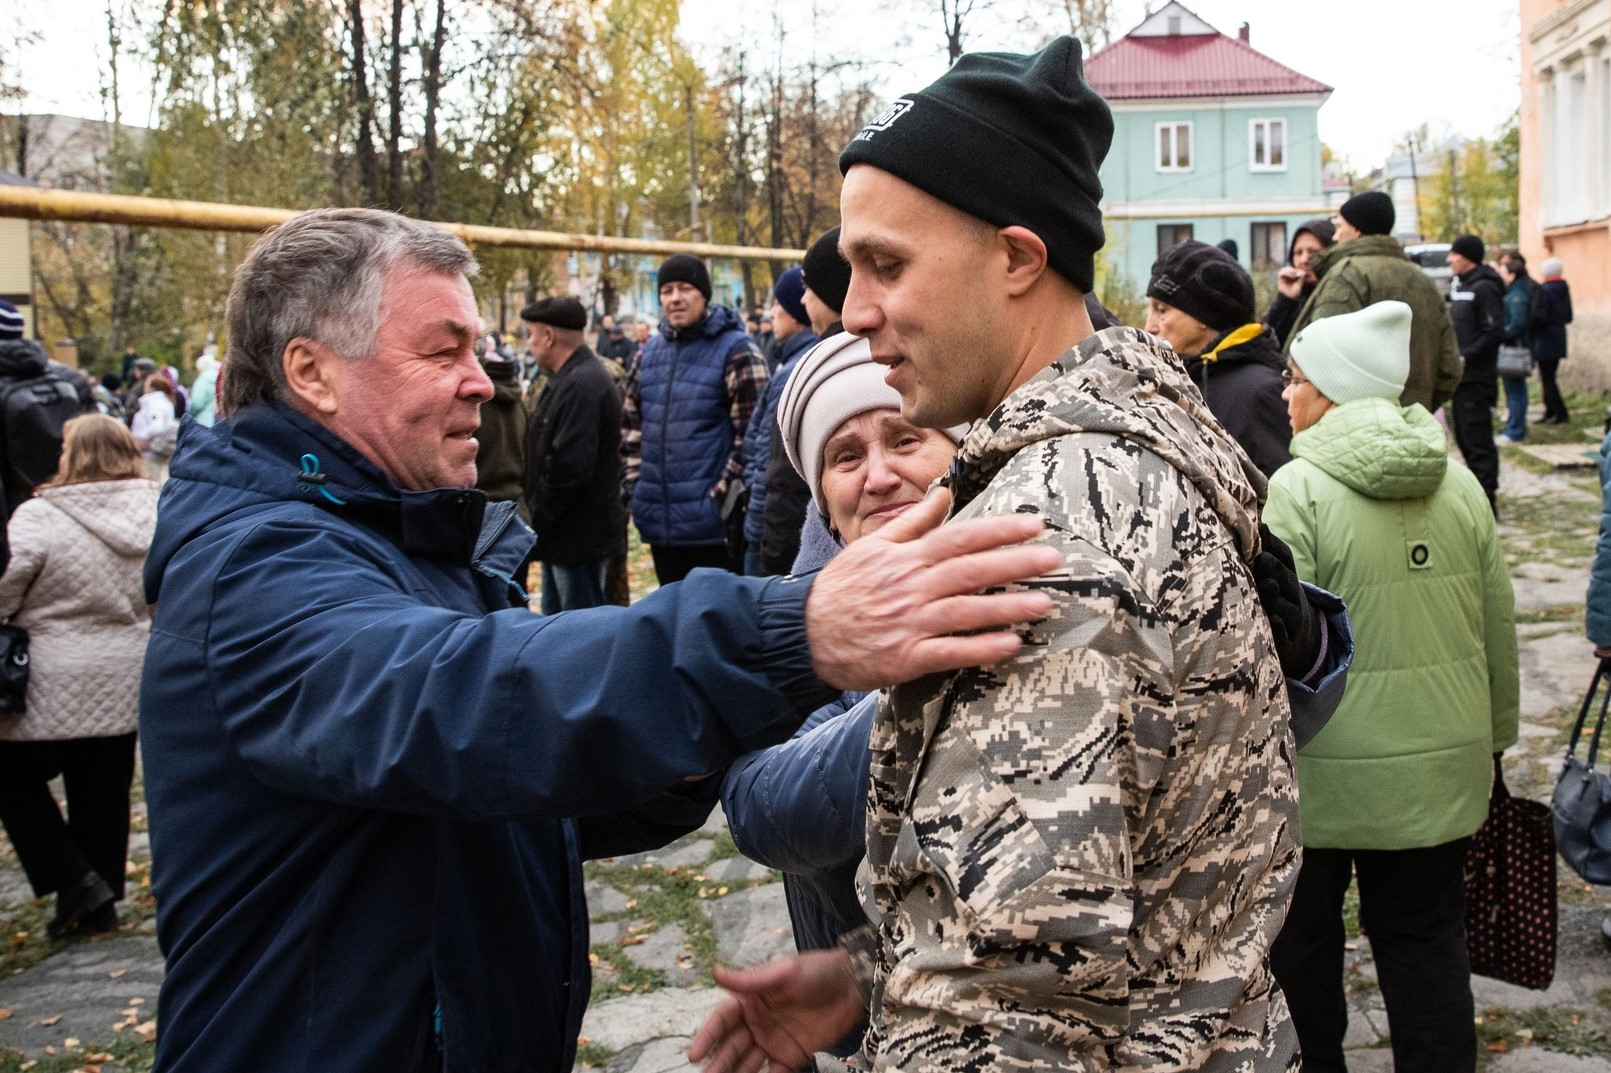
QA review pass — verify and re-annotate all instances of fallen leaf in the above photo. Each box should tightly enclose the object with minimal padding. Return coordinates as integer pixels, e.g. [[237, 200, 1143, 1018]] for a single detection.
[[108, 969, 127, 979], [110, 1023, 125, 1035], [1487, 1040, 1509, 1053], [587, 953, 599, 967], [0, 1008, 12, 1020], [64, 1036, 80, 1047], [576, 1037, 591, 1046], [624, 900, 637, 910], [135, 1019, 157, 1042], [86, 1053, 114, 1062], [42, 1046, 55, 1055], [18, 1061, 35, 1071], [129, 997, 144, 1006], [39, 1015, 62, 1027], [619, 935, 647, 947], [717, 887, 729, 896], [11, 932, 26, 949], [84, 1065, 103, 1073], [617, 984, 635, 993]]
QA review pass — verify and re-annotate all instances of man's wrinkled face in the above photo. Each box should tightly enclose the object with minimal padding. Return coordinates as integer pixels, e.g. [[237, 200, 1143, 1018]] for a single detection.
[[839, 165, 1010, 429], [660, 282, 707, 329], [325, 268, 492, 491], [1144, 298, 1220, 359]]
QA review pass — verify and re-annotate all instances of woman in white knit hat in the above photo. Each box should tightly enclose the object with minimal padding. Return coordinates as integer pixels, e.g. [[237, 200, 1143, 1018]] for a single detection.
[[1264, 300, 1520, 1073]]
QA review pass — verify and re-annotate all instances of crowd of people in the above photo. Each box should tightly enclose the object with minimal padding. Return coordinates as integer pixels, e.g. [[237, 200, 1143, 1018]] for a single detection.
[[0, 30, 1591, 1073]]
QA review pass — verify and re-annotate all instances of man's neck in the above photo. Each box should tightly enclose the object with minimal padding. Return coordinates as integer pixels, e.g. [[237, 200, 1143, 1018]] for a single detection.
[[998, 293, 1097, 403], [543, 344, 581, 376]]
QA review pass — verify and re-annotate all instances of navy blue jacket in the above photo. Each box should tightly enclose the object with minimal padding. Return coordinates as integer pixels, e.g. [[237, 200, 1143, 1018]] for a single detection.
[[632, 304, 755, 547], [1534, 278, 1573, 362], [741, 329, 817, 547], [140, 404, 834, 1073]]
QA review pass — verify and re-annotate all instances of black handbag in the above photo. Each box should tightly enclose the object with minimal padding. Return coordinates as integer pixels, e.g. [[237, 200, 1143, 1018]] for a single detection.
[[0, 623, 29, 714], [1466, 763, 1557, 989], [1552, 658, 1611, 884]]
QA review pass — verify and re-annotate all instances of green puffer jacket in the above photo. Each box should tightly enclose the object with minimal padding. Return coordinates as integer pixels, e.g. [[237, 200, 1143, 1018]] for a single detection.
[[1264, 398, 1519, 849], [1287, 236, 1464, 414]]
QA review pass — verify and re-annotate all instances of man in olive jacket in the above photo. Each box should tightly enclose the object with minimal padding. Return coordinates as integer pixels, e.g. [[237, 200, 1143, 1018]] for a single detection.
[[1286, 192, 1462, 414], [521, 296, 626, 613]]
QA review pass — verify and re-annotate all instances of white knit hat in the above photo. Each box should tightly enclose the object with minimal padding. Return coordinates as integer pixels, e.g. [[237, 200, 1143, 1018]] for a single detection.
[[1289, 301, 1412, 405], [776, 333, 966, 512]]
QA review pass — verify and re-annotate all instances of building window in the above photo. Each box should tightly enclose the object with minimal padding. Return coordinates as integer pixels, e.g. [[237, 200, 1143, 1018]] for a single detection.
[[1250, 118, 1286, 171], [1250, 222, 1287, 267], [1157, 224, 1194, 254], [1156, 122, 1192, 172]]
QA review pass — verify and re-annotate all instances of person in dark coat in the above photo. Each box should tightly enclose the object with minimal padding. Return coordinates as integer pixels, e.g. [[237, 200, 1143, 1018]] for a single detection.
[[521, 296, 626, 613], [138, 207, 1061, 1073], [1535, 257, 1574, 424], [1263, 218, 1336, 346], [1145, 241, 1292, 476], [472, 343, 527, 517], [1446, 234, 1506, 511], [1496, 252, 1539, 444], [740, 267, 816, 575]]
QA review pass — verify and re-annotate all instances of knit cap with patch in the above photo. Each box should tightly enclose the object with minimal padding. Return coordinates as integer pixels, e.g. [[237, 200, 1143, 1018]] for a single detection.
[[1290, 301, 1412, 404], [838, 36, 1112, 293]]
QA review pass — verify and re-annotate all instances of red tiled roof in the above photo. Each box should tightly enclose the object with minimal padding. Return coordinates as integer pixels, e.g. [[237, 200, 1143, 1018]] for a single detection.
[[1086, 33, 1332, 100]]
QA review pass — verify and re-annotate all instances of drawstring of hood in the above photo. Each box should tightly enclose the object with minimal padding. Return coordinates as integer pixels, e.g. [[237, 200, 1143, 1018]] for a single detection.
[[299, 454, 347, 507]]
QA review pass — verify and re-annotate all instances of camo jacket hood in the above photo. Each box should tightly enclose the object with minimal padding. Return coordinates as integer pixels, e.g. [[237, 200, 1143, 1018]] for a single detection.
[[849, 326, 1300, 1072]]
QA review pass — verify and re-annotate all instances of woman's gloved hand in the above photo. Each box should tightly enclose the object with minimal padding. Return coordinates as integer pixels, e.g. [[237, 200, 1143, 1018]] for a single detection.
[[1254, 523, 1322, 679]]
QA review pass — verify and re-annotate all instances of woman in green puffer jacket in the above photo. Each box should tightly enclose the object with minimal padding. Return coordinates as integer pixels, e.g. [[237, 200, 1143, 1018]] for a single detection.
[[1263, 300, 1519, 1073]]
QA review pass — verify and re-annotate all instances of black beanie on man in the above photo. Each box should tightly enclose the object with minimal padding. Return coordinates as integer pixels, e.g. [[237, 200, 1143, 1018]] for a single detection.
[[801, 227, 852, 314], [1338, 191, 1395, 237], [656, 254, 712, 301], [838, 36, 1112, 294], [1147, 241, 1255, 333], [1450, 234, 1485, 265]]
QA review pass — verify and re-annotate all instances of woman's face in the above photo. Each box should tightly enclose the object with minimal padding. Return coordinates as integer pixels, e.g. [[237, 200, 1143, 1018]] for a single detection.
[[1282, 362, 1334, 434], [1291, 232, 1325, 280], [819, 409, 958, 543]]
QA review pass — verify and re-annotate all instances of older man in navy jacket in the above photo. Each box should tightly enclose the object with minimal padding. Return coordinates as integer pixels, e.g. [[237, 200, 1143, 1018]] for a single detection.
[[138, 208, 1058, 1073]]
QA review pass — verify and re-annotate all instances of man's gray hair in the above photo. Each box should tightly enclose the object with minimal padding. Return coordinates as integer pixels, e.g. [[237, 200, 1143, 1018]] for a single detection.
[[219, 208, 477, 417]]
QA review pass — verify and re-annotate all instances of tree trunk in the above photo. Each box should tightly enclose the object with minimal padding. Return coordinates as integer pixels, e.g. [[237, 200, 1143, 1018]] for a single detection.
[[348, 0, 380, 205], [386, 0, 405, 211], [418, 0, 447, 218]]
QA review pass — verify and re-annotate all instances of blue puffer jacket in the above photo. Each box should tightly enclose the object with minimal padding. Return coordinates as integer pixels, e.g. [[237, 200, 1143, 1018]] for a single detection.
[[633, 304, 755, 547], [140, 403, 834, 1073], [1590, 431, 1611, 648], [742, 329, 817, 547]]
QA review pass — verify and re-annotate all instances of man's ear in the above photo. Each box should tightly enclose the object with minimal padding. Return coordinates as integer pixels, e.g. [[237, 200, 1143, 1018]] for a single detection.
[[283, 337, 342, 415], [999, 226, 1050, 297]]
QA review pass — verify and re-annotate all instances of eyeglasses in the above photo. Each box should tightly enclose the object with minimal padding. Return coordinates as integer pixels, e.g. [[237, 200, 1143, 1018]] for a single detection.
[[1281, 370, 1310, 387]]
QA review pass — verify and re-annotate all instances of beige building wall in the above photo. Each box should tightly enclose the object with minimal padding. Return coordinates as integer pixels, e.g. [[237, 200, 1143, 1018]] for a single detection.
[[1521, 0, 1611, 390], [0, 217, 34, 338]]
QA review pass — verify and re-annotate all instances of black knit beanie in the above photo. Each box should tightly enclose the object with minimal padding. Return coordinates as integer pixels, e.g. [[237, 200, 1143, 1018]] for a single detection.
[[838, 37, 1112, 294], [801, 228, 852, 314], [657, 254, 712, 300], [1338, 192, 1395, 237], [1147, 241, 1255, 333], [1450, 234, 1485, 264]]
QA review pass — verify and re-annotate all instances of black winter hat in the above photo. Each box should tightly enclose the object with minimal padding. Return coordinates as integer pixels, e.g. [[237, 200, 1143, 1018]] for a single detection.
[[1147, 240, 1255, 333], [520, 296, 588, 331], [802, 227, 851, 315], [1338, 192, 1395, 237], [838, 36, 1112, 294], [1450, 234, 1485, 264], [657, 254, 712, 301]]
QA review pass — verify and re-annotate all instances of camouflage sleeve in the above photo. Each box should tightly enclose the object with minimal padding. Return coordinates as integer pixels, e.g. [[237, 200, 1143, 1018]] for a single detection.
[[619, 363, 642, 501]]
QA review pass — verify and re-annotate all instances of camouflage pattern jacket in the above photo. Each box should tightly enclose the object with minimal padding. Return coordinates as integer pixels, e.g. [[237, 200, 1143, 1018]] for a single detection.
[[846, 327, 1302, 1072]]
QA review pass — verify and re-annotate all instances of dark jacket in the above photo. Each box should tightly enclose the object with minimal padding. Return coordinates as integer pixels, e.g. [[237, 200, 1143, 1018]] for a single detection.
[[1534, 278, 1573, 362], [1502, 275, 1539, 347], [525, 347, 626, 566], [597, 334, 636, 364], [630, 305, 753, 547], [742, 329, 817, 547], [1183, 325, 1292, 478], [474, 358, 527, 513], [139, 403, 835, 1073], [0, 339, 96, 517], [1449, 263, 1507, 384], [1289, 235, 1463, 412], [1262, 219, 1336, 348], [761, 421, 813, 575]]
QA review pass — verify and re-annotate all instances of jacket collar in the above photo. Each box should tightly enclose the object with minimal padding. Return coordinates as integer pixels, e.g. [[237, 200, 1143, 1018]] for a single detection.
[[1310, 234, 1407, 280]]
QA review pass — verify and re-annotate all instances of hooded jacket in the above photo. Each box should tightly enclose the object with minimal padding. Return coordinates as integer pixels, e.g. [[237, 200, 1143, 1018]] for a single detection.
[[0, 478, 158, 741], [1263, 399, 1519, 849], [138, 403, 835, 1073], [473, 357, 527, 513], [0, 339, 96, 515], [850, 327, 1300, 1071], [1448, 263, 1507, 384], [1262, 218, 1336, 347], [1287, 235, 1463, 413], [1183, 324, 1292, 477]]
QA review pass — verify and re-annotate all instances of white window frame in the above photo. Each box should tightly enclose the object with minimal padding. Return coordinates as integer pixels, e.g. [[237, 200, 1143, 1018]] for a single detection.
[[1155, 121, 1193, 172], [1249, 117, 1287, 172]]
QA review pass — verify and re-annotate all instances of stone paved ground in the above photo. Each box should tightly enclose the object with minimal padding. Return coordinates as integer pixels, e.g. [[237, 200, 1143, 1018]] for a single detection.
[[4, 400, 1611, 1073]]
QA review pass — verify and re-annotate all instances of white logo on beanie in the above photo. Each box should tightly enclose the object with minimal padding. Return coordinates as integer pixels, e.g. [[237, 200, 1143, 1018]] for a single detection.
[[856, 99, 915, 141]]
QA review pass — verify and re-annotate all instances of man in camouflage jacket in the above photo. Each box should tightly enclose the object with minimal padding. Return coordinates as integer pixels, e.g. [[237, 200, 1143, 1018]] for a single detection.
[[692, 36, 1305, 1073]]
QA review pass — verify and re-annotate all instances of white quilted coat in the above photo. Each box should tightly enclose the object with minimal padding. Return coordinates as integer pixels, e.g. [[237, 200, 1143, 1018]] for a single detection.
[[0, 479, 160, 740]]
